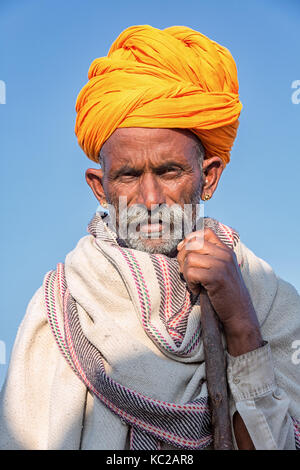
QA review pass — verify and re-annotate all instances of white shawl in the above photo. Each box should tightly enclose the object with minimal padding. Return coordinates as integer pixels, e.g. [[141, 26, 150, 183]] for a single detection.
[[0, 215, 299, 449]]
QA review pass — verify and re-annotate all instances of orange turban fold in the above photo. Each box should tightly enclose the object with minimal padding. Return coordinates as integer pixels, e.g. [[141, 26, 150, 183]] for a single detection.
[[75, 25, 242, 166]]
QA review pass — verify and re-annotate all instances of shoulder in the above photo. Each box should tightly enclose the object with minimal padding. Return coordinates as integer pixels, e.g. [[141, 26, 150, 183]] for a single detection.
[[234, 237, 299, 328], [206, 217, 284, 324]]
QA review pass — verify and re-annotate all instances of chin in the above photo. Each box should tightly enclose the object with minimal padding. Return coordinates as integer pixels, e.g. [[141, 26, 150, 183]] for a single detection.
[[126, 237, 180, 256]]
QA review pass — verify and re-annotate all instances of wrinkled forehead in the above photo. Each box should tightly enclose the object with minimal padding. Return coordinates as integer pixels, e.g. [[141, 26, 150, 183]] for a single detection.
[[100, 127, 204, 169]]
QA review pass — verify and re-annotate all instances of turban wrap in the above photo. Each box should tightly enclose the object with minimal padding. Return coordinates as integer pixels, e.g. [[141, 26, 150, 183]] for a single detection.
[[75, 25, 242, 167]]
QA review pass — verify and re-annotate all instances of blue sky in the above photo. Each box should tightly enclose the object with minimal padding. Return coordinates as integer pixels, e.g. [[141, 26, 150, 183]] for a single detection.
[[0, 0, 299, 387]]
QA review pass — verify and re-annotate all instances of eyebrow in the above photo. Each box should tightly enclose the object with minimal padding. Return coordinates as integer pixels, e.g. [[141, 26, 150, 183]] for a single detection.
[[110, 161, 188, 179], [155, 161, 186, 171]]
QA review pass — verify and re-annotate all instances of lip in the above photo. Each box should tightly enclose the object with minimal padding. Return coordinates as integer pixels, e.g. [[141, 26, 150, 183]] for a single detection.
[[139, 222, 163, 234]]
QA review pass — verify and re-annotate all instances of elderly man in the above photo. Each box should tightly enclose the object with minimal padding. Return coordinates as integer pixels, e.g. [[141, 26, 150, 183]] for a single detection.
[[0, 25, 300, 451]]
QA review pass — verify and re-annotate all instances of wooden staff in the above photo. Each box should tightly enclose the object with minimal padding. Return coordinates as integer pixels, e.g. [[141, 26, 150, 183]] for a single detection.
[[199, 287, 234, 450]]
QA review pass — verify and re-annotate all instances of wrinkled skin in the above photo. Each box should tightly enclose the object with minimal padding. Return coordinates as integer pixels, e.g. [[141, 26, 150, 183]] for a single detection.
[[89, 127, 206, 253], [86, 127, 263, 449]]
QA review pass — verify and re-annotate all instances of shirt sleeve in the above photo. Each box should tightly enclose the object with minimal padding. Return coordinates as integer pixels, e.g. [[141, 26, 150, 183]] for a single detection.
[[226, 342, 296, 450]]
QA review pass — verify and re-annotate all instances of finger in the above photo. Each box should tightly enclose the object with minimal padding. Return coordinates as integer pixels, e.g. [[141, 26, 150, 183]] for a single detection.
[[181, 265, 213, 294], [177, 246, 214, 275], [181, 254, 232, 292], [177, 230, 204, 251], [183, 252, 212, 271], [177, 239, 231, 270], [177, 228, 226, 252], [177, 242, 208, 269]]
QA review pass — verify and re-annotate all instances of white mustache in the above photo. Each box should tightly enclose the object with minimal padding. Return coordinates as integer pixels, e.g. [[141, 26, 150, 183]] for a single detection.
[[102, 199, 204, 254], [124, 204, 186, 227]]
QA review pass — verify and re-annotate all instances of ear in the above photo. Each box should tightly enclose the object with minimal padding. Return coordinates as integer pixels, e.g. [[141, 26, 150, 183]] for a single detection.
[[201, 156, 224, 200], [85, 168, 107, 205]]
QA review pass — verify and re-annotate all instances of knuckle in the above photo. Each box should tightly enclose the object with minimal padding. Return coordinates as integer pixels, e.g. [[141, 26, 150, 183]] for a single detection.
[[185, 239, 202, 251], [177, 252, 183, 264], [204, 228, 213, 238], [185, 266, 196, 281], [186, 252, 196, 265]]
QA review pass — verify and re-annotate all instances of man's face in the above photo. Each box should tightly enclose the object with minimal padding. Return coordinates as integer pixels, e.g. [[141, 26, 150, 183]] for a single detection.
[[99, 128, 204, 255]]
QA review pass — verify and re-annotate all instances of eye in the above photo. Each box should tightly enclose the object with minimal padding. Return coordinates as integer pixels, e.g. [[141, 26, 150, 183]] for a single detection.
[[159, 167, 183, 178], [119, 172, 139, 182]]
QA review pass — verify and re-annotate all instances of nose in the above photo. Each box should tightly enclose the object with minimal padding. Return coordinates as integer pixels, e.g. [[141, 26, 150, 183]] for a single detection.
[[136, 173, 166, 210]]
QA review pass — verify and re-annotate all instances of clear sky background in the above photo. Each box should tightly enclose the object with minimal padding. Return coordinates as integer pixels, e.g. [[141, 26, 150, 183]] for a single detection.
[[0, 0, 299, 388]]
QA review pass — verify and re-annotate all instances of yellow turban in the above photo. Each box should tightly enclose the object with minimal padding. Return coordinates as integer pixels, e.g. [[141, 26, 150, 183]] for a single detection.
[[75, 25, 242, 167]]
